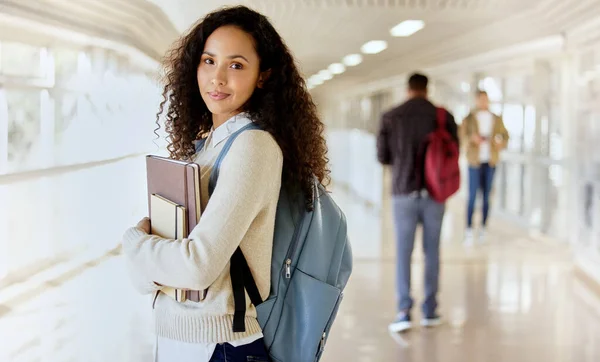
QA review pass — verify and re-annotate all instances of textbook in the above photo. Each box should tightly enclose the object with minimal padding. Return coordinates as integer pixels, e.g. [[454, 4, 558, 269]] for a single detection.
[[146, 155, 206, 302], [146, 155, 201, 232], [149, 194, 186, 239]]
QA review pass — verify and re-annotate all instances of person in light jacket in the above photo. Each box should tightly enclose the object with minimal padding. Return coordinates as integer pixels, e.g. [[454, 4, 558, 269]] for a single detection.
[[459, 90, 509, 243]]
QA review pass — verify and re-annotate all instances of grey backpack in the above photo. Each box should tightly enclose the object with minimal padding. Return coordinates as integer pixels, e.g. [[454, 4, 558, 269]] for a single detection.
[[195, 123, 353, 362]]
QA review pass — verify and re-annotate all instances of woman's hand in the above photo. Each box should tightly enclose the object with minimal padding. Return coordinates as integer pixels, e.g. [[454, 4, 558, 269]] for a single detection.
[[493, 135, 507, 149], [136, 217, 151, 234], [470, 134, 483, 145], [122, 218, 150, 254], [122, 218, 150, 253]]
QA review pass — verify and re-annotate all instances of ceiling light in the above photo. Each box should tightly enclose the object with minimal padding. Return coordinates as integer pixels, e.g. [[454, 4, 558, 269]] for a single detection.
[[343, 54, 363, 67], [328, 63, 346, 75], [309, 75, 324, 85], [318, 70, 333, 81], [360, 40, 387, 55], [390, 20, 425, 37]]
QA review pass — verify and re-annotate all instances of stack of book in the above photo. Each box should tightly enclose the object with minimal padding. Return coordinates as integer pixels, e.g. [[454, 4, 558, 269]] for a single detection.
[[146, 155, 204, 302]]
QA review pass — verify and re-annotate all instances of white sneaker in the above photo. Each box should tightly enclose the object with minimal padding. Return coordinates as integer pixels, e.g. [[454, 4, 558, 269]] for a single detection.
[[388, 312, 412, 333], [464, 228, 474, 246], [421, 315, 442, 328]]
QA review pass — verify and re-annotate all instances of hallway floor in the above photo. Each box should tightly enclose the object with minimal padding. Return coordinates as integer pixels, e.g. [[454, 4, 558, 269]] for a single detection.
[[1, 188, 599, 362]]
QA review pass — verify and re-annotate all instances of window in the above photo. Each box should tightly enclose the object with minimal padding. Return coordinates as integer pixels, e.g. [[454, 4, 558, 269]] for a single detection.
[[505, 162, 523, 215], [453, 104, 470, 124], [6, 90, 42, 171], [0, 42, 44, 78], [54, 47, 81, 86], [503, 104, 524, 152], [490, 103, 503, 115], [523, 105, 536, 152]]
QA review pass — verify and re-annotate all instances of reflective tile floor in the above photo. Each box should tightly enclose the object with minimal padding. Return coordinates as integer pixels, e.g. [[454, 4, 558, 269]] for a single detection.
[[1, 186, 600, 362]]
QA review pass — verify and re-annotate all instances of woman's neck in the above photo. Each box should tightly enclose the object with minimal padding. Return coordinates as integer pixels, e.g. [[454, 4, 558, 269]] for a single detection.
[[212, 111, 241, 130]]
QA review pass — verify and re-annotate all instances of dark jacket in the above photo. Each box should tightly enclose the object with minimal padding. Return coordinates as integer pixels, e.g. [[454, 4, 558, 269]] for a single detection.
[[377, 97, 459, 195]]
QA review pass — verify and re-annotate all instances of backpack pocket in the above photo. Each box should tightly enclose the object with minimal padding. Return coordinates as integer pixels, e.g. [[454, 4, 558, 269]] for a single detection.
[[269, 269, 342, 362], [256, 296, 276, 328], [316, 292, 343, 361]]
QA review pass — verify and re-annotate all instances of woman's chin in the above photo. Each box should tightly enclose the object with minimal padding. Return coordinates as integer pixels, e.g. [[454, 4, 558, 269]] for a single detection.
[[206, 105, 235, 117]]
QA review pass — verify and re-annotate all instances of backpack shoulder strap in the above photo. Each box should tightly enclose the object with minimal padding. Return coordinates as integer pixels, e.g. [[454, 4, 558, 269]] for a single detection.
[[208, 122, 262, 196], [194, 138, 208, 154], [436, 107, 447, 129], [231, 247, 264, 332]]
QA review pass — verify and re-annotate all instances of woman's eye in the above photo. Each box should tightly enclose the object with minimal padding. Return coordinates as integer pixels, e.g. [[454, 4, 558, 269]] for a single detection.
[[203, 58, 214, 65], [230, 63, 243, 70]]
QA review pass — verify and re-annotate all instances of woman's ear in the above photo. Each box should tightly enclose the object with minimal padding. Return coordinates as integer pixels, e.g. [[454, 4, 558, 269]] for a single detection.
[[257, 69, 272, 89]]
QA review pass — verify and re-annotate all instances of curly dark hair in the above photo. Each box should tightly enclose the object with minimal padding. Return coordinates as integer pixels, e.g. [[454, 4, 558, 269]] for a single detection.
[[155, 5, 329, 208]]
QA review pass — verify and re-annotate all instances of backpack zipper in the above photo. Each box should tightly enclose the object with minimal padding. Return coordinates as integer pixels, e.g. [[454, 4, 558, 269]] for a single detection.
[[285, 259, 292, 279], [316, 292, 344, 359], [318, 332, 327, 353], [284, 182, 318, 279], [284, 212, 308, 279]]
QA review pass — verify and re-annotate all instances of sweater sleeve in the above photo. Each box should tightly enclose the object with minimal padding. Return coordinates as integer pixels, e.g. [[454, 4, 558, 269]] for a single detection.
[[122, 131, 283, 291], [123, 247, 163, 295]]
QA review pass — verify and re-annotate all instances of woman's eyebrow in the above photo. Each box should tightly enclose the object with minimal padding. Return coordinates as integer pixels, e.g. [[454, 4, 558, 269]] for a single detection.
[[202, 51, 249, 63]]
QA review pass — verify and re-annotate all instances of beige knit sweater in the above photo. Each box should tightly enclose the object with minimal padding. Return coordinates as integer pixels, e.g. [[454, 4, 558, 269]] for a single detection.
[[122, 130, 283, 343]]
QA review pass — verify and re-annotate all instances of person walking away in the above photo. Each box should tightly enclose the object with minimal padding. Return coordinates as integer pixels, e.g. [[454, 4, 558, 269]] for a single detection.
[[377, 73, 459, 333]]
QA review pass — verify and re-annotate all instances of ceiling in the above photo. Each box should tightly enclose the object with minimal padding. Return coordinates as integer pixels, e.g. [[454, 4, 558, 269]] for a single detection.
[[2, 0, 600, 95], [144, 0, 600, 93], [0, 0, 179, 61]]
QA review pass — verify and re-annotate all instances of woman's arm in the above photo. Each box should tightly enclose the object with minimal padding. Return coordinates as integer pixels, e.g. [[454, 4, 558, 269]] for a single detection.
[[122, 219, 163, 295], [124, 250, 163, 294], [122, 131, 283, 291], [459, 115, 474, 148]]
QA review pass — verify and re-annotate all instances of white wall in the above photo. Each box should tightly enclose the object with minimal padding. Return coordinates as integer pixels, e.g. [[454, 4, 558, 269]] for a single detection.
[[327, 129, 383, 208]]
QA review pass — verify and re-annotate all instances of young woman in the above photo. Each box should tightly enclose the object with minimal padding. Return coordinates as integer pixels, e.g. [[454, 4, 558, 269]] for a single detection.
[[460, 90, 509, 243], [121, 6, 329, 362]]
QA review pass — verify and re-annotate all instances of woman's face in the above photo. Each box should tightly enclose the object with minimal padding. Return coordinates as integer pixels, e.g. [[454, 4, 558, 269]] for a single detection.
[[197, 26, 265, 125]]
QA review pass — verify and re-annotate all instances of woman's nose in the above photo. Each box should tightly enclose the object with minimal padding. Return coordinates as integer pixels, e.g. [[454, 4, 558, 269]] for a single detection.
[[211, 67, 227, 86]]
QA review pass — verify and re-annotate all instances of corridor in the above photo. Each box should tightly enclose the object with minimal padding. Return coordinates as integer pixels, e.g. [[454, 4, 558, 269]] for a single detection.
[[2, 0, 600, 361], [1, 184, 599, 362]]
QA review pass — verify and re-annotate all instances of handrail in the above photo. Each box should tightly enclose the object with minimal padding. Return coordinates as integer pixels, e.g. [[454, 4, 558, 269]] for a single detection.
[[0, 152, 152, 185]]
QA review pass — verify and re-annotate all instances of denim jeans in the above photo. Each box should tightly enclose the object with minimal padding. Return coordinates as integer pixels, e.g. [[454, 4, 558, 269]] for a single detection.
[[209, 338, 269, 362], [392, 194, 445, 316], [467, 163, 496, 228]]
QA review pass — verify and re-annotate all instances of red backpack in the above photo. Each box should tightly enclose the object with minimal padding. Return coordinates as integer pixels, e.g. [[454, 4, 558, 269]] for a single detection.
[[422, 108, 460, 202]]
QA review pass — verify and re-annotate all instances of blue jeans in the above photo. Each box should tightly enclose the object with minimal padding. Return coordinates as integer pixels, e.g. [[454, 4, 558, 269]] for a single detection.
[[209, 338, 269, 362], [392, 195, 445, 316], [467, 163, 496, 228]]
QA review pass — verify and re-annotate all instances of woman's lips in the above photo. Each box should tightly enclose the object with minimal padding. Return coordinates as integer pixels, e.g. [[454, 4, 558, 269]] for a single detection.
[[208, 92, 230, 100]]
